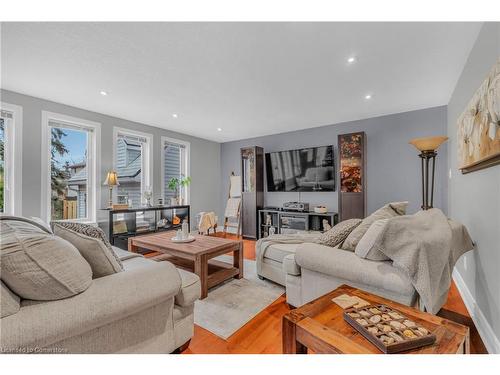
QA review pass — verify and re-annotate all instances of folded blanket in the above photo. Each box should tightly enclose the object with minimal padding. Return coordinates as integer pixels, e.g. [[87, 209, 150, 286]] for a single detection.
[[198, 211, 217, 233], [372, 208, 474, 314]]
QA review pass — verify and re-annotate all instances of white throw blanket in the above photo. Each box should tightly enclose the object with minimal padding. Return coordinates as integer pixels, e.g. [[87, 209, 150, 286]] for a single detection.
[[198, 212, 217, 233], [372, 208, 474, 314], [224, 198, 241, 218]]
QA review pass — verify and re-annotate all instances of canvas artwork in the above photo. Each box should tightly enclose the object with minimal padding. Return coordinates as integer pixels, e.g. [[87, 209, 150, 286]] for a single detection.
[[457, 59, 500, 173]]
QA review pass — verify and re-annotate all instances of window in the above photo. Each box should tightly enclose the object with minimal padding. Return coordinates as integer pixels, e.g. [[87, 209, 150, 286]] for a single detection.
[[113, 128, 153, 207], [0, 103, 23, 215], [41, 112, 100, 223], [162, 137, 190, 204]]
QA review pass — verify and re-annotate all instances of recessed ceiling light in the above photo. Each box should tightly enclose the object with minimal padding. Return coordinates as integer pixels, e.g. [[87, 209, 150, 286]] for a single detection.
[[172, 114, 178, 118], [100, 90, 108, 96], [365, 94, 372, 100], [347, 56, 357, 64], [217, 127, 222, 132]]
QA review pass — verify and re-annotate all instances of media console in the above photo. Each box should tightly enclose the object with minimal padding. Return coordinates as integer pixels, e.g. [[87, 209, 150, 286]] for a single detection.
[[257, 208, 338, 239]]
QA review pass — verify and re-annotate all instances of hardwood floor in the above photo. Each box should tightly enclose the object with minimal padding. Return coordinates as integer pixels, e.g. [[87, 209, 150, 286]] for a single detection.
[[181, 232, 487, 354]]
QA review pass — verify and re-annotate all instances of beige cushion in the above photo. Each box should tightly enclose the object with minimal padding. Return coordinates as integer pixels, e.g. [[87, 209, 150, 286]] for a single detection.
[[263, 243, 300, 263], [0, 219, 92, 300], [295, 242, 415, 296], [315, 218, 362, 247], [112, 246, 144, 261], [2, 260, 182, 351], [174, 269, 201, 307], [53, 223, 123, 279], [0, 215, 52, 234], [282, 254, 301, 276], [341, 201, 408, 251], [1, 281, 20, 318], [355, 219, 390, 261], [29, 216, 53, 234]]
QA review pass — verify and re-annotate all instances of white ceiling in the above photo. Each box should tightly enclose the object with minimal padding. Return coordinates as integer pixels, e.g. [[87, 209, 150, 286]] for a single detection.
[[1, 22, 481, 142]]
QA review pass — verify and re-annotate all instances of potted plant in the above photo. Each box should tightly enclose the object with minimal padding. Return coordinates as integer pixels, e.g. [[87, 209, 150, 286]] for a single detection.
[[168, 176, 192, 205]]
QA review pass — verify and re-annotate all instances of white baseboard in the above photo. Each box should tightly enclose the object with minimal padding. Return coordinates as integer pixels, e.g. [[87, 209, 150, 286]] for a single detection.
[[452, 269, 500, 354]]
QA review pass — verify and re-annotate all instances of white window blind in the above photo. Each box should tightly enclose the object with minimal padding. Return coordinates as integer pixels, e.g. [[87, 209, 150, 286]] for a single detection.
[[113, 128, 152, 208], [163, 141, 187, 200], [117, 132, 147, 144], [1, 110, 13, 119]]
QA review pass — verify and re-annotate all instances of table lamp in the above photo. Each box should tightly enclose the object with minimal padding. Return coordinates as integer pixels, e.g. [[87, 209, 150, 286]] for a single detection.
[[104, 171, 119, 208], [409, 136, 448, 210]]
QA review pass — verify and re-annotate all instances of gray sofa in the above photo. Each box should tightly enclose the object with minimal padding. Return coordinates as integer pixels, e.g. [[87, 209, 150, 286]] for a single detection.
[[256, 239, 417, 308], [0, 220, 200, 354]]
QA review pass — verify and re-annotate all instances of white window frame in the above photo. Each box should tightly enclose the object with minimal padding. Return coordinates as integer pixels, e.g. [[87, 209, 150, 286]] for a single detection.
[[161, 136, 191, 204], [0, 102, 23, 216], [41, 111, 101, 224], [112, 127, 153, 205]]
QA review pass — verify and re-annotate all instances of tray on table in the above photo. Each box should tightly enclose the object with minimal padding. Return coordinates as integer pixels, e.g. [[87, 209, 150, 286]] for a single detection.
[[343, 304, 436, 354]]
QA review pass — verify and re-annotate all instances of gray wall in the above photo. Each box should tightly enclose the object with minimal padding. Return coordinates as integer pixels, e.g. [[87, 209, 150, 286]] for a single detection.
[[0, 89, 221, 227], [220, 106, 448, 218], [447, 23, 500, 352]]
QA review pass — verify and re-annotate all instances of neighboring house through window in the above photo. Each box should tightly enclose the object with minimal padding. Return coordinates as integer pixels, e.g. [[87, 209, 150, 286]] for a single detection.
[[162, 136, 190, 204], [0, 103, 23, 215], [41, 111, 100, 223], [113, 127, 152, 207]]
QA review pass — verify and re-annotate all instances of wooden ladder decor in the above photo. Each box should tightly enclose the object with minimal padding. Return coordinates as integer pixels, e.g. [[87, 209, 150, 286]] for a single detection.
[[223, 172, 242, 236]]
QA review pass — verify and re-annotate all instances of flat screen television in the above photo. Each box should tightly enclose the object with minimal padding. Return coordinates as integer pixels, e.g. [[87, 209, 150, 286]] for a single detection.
[[265, 145, 335, 192]]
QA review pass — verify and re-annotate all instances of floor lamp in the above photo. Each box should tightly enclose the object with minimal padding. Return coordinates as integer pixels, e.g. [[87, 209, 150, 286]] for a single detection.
[[409, 136, 448, 210]]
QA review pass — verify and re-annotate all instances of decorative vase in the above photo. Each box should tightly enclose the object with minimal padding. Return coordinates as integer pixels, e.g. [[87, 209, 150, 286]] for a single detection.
[[143, 187, 153, 207], [182, 219, 189, 238], [170, 197, 178, 206]]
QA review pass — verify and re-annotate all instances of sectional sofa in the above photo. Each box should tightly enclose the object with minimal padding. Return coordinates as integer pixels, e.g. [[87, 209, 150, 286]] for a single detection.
[[0, 217, 200, 354], [256, 239, 417, 308]]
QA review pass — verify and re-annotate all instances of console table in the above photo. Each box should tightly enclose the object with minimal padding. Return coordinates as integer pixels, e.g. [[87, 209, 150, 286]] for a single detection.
[[258, 208, 338, 239], [101, 205, 190, 249]]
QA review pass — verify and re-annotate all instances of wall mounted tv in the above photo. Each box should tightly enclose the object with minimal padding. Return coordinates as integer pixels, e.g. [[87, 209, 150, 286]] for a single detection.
[[265, 145, 335, 192]]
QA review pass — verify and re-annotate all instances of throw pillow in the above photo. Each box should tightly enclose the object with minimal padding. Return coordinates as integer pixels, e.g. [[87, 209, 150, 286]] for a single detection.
[[341, 201, 408, 251], [314, 218, 362, 247], [0, 219, 92, 300], [1, 281, 20, 318], [0, 215, 53, 234], [30, 216, 54, 234], [53, 222, 123, 278], [354, 219, 391, 261]]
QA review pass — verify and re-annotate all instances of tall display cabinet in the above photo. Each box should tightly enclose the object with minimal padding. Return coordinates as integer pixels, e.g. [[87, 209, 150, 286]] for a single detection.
[[338, 132, 366, 221], [241, 146, 264, 239]]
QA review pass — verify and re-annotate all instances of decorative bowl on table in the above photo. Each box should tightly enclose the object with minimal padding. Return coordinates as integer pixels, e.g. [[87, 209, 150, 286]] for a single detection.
[[171, 235, 196, 243], [314, 206, 328, 214]]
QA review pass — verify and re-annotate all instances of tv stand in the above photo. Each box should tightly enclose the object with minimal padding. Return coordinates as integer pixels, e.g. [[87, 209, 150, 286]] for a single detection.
[[257, 208, 338, 239]]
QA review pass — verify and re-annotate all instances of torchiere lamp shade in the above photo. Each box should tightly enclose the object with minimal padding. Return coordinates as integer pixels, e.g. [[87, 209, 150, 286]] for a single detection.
[[409, 136, 448, 210], [104, 171, 120, 186], [409, 136, 448, 152]]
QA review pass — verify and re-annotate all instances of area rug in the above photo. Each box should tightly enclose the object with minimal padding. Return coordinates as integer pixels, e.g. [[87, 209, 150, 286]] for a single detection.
[[194, 256, 285, 339]]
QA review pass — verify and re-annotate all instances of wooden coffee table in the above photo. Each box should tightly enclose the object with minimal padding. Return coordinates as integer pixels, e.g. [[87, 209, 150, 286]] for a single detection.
[[128, 231, 243, 299], [283, 285, 470, 354]]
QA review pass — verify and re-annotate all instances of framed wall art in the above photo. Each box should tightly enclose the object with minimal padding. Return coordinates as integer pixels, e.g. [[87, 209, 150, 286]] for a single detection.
[[457, 59, 500, 174]]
